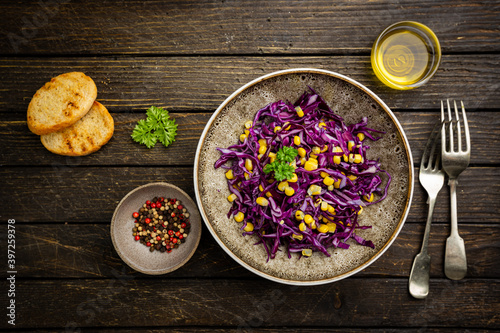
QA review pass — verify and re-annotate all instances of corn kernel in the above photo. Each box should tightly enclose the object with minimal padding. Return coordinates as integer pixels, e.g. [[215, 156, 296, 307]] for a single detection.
[[244, 222, 254, 232], [225, 169, 234, 180], [320, 171, 329, 178], [354, 154, 363, 164], [323, 176, 334, 186], [289, 173, 298, 182], [348, 140, 355, 151], [322, 216, 329, 223], [307, 184, 322, 196], [357, 133, 365, 141], [304, 159, 318, 171], [284, 123, 291, 130], [327, 222, 337, 233], [256, 197, 269, 206], [245, 159, 253, 171], [292, 233, 303, 240], [285, 186, 295, 196], [258, 145, 267, 155], [258, 138, 267, 147], [297, 147, 306, 157], [364, 193, 374, 202], [321, 201, 328, 211], [312, 146, 321, 155], [227, 194, 237, 202], [334, 179, 341, 189], [343, 154, 348, 162], [234, 212, 244, 222], [358, 206, 363, 215], [259, 184, 264, 192], [304, 214, 314, 225], [294, 136, 301, 145], [269, 152, 276, 163], [244, 120, 253, 129], [310, 221, 317, 229], [347, 174, 357, 181], [299, 222, 307, 231], [318, 122, 326, 129], [278, 181, 288, 191], [320, 145, 329, 153], [274, 126, 281, 133], [327, 185, 334, 191], [302, 249, 313, 257], [295, 106, 304, 118], [327, 205, 335, 214], [244, 129, 250, 136], [348, 153, 354, 163], [266, 191, 272, 198], [318, 224, 329, 233], [239, 133, 247, 142], [295, 210, 304, 221], [333, 155, 341, 164], [244, 172, 250, 180], [333, 146, 343, 153], [300, 157, 307, 165]]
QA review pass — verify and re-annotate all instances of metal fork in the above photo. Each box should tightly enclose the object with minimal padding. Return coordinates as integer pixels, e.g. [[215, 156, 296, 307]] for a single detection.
[[441, 100, 470, 280], [409, 122, 445, 299]]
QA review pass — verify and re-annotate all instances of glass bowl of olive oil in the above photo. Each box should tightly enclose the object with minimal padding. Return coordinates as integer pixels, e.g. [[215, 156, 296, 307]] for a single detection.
[[371, 21, 441, 90]]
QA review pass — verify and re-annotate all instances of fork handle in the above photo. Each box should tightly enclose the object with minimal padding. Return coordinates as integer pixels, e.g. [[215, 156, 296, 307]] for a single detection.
[[421, 195, 437, 255], [445, 178, 467, 280]]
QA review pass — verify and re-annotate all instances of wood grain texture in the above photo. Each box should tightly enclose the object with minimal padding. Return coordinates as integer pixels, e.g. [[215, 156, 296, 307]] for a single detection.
[[1, 166, 498, 223], [1, 55, 499, 112], [1, 0, 499, 55], [1, 111, 499, 166], [3, 278, 498, 329], [0, 223, 497, 279]]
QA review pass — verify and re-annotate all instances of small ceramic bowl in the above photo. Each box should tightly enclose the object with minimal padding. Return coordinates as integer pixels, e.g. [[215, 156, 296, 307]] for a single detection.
[[111, 182, 201, 275]]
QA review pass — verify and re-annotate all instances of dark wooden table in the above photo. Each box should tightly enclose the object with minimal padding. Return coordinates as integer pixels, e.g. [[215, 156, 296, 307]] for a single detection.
[[1, 1, 499, 332]]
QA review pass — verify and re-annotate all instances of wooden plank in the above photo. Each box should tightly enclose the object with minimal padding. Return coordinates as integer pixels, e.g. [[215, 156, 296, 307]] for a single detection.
[[0, 55, 499, 112], [0, 0, 499, 55], [1, 223, 497, 279], [3, 278, 498, 329], [1, 166, 498, 223], [1, 111, 498, 166]]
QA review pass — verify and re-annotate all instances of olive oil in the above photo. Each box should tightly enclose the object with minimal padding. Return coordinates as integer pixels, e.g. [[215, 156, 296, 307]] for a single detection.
[[376, 31, 430, 85], [371, 22, 441, 90]]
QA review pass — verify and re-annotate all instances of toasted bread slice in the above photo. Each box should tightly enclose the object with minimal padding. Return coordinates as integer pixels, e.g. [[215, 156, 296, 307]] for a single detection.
[[27, 72, 97, 135], [40, 101, 114, 156]]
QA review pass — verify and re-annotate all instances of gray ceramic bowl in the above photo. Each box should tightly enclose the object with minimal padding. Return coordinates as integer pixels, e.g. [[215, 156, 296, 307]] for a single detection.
[[111, 182, 201, 275], [194, 68, 414, 285]]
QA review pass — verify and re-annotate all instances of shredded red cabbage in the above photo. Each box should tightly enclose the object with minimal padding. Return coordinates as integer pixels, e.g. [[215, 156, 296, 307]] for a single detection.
[[214, 87, 391, 261]]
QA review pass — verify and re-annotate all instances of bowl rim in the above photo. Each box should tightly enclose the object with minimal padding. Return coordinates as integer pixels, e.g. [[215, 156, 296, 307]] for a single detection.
[[193, 68, 414, 285], [110, 182, 202, 275]]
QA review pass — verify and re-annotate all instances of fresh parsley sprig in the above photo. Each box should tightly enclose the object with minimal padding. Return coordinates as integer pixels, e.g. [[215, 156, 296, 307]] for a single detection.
[[131, 106, 178, 148], [263, 146, 298, 181]]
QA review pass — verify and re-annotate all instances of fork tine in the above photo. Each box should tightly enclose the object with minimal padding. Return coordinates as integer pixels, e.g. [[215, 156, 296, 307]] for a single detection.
[[461, 101, 471, 152], [422, 122, 440, 169], [446, 99, 454, 152], [454, 100, 462, 152], [441, 101, 448, 154]]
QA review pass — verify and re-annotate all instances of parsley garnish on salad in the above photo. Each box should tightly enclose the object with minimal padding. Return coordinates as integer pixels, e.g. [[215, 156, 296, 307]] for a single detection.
[[263, 147, 298, 181], [131, 106, 178, 148]]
